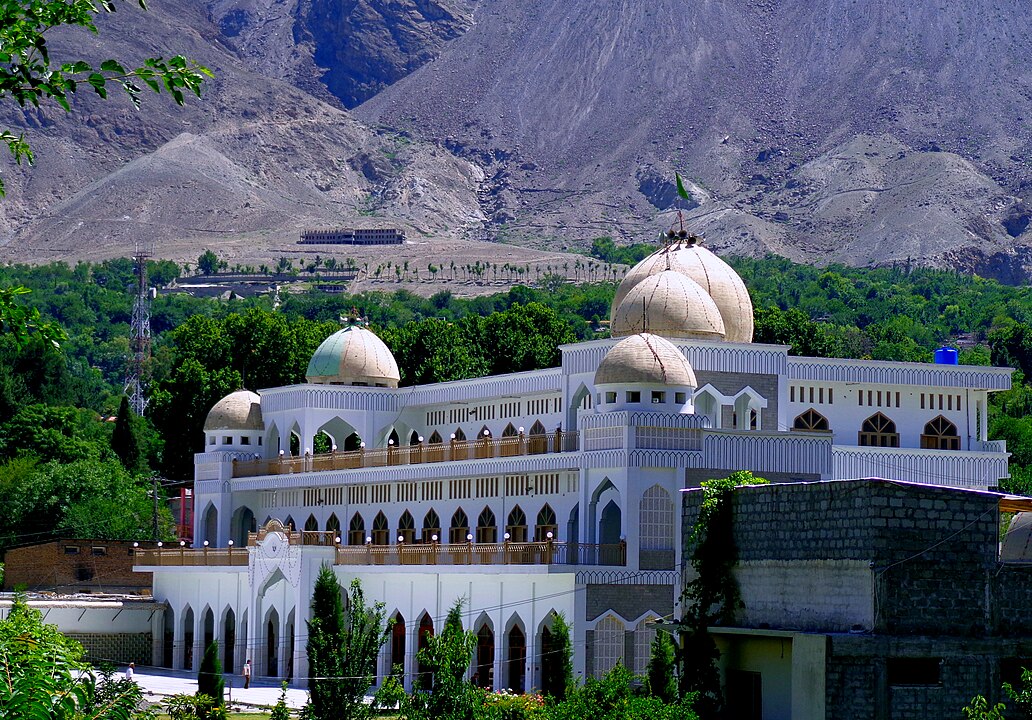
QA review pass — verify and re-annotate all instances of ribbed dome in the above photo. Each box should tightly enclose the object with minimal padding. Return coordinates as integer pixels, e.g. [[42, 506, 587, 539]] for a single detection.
[[612, 237, 754, 342], [611, 270, 725, 340], [594, 333, 697, 387], [306, 326, 401, 388], [204, 390, 263, 431]]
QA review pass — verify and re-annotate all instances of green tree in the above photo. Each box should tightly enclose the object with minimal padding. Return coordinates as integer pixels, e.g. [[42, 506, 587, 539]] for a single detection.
[[404, 599, 479, 720], [541, 611, 573, 701], [962, 695, 1006, 720], [197, 641, 225, 706], [647, 630, 679, 703], [197, 250, 220, 276], [0, 594, 149, 719], [270, 682, 291, 720], [0, 403, 107, 463], [546, 664, 698, 720], [307, 567, 390, 720], [1004, 666, 1032, 717], [679, 471, 768, 718], [110, 395, 143, 472]]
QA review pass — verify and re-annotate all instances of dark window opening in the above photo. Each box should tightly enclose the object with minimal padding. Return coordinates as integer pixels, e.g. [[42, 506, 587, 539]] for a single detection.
[[888, 658, 942, 686]]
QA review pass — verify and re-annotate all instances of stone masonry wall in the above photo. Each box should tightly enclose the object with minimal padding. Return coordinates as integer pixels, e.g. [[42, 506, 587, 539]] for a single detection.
[[585, 583, 673, 622], [4, 540, 156, 593], [694, 371, 779, 431], [682, 479, 1003, 635]]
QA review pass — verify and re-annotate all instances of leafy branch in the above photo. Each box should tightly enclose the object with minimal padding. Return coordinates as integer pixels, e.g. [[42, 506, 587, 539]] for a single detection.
[[0, 0, 213, 194]]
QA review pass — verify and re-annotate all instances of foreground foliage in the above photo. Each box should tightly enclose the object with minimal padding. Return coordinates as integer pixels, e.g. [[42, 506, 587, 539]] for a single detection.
[[0, 595, 150, 719]]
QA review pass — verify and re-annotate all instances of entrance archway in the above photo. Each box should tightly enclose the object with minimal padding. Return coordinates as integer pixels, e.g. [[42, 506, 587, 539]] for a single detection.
[[476, 623, 494, 689], [223, 608, 236, 673], [265, 608, 280, 677]]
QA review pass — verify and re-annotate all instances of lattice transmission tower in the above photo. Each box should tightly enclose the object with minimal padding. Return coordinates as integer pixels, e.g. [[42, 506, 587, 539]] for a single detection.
[[125, 248, 152, 415]]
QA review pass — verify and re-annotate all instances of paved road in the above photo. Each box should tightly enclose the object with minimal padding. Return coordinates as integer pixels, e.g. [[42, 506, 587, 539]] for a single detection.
[[130, 667, 310, 710]]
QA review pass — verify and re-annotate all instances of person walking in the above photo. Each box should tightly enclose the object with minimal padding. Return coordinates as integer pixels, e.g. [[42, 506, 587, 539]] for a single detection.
[[125, 663, 134, 682], [243, 659, 251, 689]]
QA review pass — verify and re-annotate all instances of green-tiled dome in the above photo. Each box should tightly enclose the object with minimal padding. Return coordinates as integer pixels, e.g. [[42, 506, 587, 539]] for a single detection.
[[306, 326, 400, 388]]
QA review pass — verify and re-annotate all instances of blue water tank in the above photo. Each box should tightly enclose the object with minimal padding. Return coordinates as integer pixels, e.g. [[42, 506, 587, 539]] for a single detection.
[[934, 347, 959, 365]]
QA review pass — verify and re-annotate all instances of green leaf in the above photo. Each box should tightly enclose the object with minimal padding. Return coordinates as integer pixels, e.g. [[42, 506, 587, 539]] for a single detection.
[[100, 59, 125, 74], [87, 73, 107, 98], [675, 172, 691, 202]]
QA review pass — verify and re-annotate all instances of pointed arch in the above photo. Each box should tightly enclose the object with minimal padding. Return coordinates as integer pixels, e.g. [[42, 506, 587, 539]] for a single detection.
[[567, 504, 580, 546], [222, 606, 237, 673], [283, 515, 295, 532], [398, 511, 415, 543], [506, 506, 528, 543], [632, 615, 659, 676], [592, 614, 624, 676], [505, 616, 527, 692], [264, 606, 280, 677], [534, 504, 557, 541], [343, 432, 362, 451], [453, 427, 466, 441], [202, 606, 215, 649], [389, 612, 406, 676], [326, 513, 341, 538], [477, 507, 497, 544], [428, 430, 443, 444], [388, 428, 400, 446], [640, 484, 675, 569], [859, 412, 899, 447], [528, 420, 547, 454], [479, 425, 493, 438], [450, 508, 470, 544], [202, 503, 218, 547], [409, 430, 421, 446], [417, 612, 435, 688], [372, 511, 389, 545], [502, 423, 518, 437], [230, 506, 256, 547], [568, 382, 591, 433], [921, 415, 960, 450], [348, 513, 365, 545], [475, 621, 494, 688], [793, 409, 830, 432], [180, 605, 195, 670], [422, 509, 441, 543], [304, 514, 319, 532]]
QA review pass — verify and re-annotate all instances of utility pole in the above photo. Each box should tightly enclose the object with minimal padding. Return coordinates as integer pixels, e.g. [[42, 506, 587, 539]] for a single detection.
[[153, 474, 159, 542], [125, 246, 152, 415]]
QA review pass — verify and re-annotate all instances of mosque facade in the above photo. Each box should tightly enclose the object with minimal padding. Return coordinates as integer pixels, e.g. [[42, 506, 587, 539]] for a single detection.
[[137, 237, 1013, 691]]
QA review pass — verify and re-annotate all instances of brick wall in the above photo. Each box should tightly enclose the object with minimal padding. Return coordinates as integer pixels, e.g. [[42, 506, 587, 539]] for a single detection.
[[4, 540, 156, 593]]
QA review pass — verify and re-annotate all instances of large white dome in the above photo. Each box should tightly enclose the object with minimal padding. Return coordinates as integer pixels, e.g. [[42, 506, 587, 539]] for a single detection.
[[612, 236, 754, 343], [204, 390, 264, 431], [594, 333, 697, 387], [306, 326, 401, 388], [611, 270, 725, 340]]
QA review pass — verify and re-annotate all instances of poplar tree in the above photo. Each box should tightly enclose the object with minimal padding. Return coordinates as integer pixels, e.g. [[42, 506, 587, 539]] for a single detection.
[[542, 611, 574, 700], [307, 566, 390, 720], [110, 395, 142, 472], [647, 630, 678, 703], [197, 641, 224, 705]]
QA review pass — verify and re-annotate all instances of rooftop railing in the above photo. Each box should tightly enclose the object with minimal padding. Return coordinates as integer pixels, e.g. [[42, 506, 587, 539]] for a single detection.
[[231, 431, 579, 479], [335, 540, 625, 567], [133, 547, 248, 567]]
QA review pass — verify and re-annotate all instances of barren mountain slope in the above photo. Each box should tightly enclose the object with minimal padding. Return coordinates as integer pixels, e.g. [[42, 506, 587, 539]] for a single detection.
[[356, 0, 1032, 277], [0, 0, 485, 263]]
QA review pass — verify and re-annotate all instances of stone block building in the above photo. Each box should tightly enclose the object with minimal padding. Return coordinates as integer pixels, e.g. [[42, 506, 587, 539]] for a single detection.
[[4, 539, 157, 594], [682, 478, 1032, 720]]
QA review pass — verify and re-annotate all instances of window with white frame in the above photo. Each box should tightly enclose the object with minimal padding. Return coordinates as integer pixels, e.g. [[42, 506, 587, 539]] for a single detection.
[[639, 485, 675, 550], [633, 617, 658, 676]]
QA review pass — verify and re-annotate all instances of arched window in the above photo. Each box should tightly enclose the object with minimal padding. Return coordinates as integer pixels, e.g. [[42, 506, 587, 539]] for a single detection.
[[921, 415, 960, 450], [477, 507, 497, 544], [479, 425, 492, 439], [502, 423, 518, 437], [450, 508, 470, 544], [304, 514, 318, 532], [326, 513, 341, 537], [343, 432, 362, 451], [793, 409, 830, 432], [507, 506, 528, 543], [417, 614, 435, 689], [428, 431, 443, 444], [422, 509, 441, 544], [534, 504, 557, 541], [410, 430, 421, 446], [632, 617, 658, 676], [453, 427, 466, 441], [372, 512, 389, 545], [859, 412, 899, 448], [528, 420, 547, 454], [348, 513, 365, 546], [398, 511, 415, 544], [501, 423, 519, 456], [593, 615, 624, 676], [639, 485, 675, 569]]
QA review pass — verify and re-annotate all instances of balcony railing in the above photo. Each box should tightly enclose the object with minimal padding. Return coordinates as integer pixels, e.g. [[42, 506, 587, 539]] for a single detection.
[[134, 547, 248, 567], [335, 541, 625, 567], [231, 431, 579, 479]]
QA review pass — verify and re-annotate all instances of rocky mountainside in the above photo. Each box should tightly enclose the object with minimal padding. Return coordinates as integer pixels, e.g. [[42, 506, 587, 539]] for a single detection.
[[2, 0, 1032, 280], [0, 0, 485, 264], [356, 0, 1032, 279]]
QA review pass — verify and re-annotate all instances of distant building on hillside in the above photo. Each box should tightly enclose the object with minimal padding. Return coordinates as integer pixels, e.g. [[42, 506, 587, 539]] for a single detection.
[[4, 539, 158, 594], [298, 227, 405, 245]]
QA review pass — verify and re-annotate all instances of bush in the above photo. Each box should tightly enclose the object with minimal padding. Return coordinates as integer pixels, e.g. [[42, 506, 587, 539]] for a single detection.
[[480, 691, 546, 720]]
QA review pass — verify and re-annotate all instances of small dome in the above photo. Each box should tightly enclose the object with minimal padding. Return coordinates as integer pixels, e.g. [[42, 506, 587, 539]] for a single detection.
[[204, 390, 263, 431], [611, 236, 754, 342], [611, 270, 725, 340], [306, 326, 400, 388], [594, 333, 697, 387]]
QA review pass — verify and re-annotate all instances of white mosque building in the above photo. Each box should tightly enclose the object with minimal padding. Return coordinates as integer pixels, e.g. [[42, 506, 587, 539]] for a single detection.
[[137, 236, 1012, 691]]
